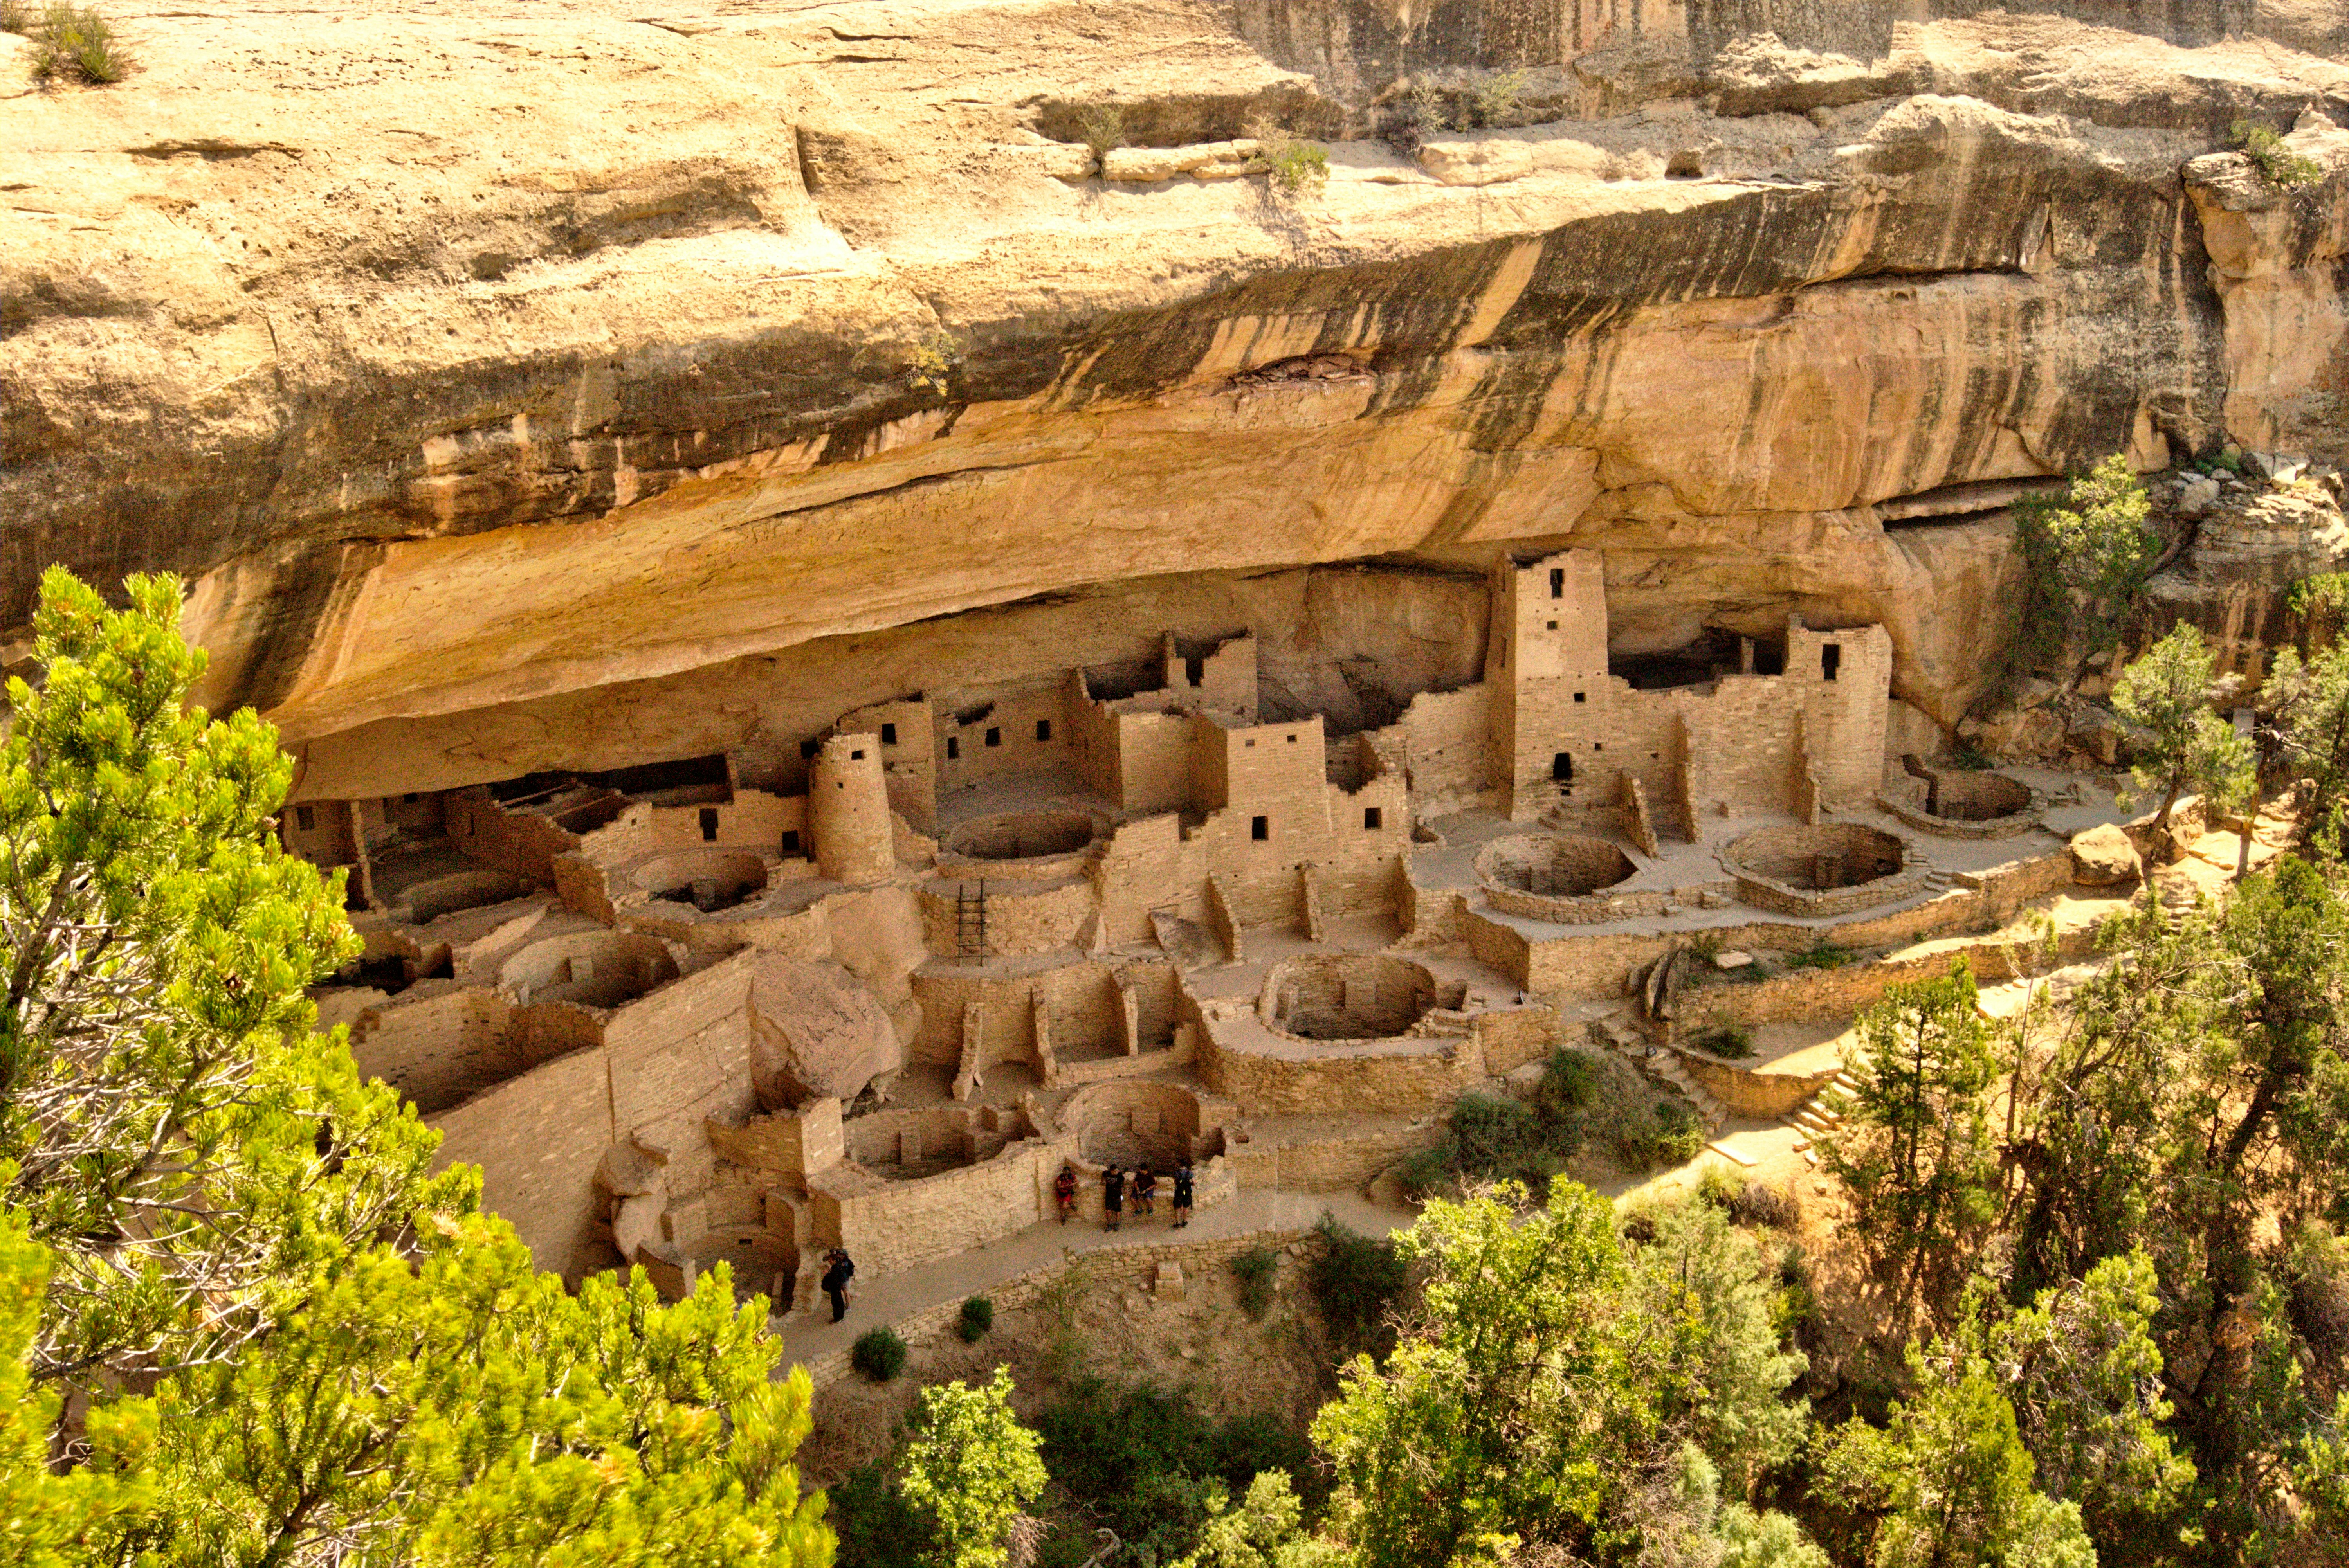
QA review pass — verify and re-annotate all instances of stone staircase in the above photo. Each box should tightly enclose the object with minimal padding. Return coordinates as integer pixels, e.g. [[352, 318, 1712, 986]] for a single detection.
[[1418, 1007, 1475, 1040], [1782, 1067, 1861, 1165], [1586, 1015, 1727, 1132]]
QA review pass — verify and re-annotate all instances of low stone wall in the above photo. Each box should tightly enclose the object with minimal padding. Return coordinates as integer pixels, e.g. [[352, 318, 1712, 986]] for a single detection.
[[1224, 1116, 1444, 1192], [1197, 1024, 1486, 1114], [1481, 880, 1736, 926], [1676, 921, 2102, 1029], [795, 1223, 1329, 1392], [1673, 1048, 1837, 1118]]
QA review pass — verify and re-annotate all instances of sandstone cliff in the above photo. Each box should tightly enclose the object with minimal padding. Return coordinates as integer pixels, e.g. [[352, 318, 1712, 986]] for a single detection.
[[6, 0, 2349, 793]]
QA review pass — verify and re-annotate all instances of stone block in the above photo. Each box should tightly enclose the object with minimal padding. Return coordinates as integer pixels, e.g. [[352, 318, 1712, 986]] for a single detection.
[[1155, 1261, 1186, 1301], [2069, 823, 2143, 887]]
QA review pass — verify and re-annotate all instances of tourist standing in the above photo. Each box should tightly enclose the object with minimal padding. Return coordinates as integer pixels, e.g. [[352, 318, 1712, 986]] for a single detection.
[[1171, 1163, 1195, 1228], [1102, 1164, 1125, 1232], [1054, 1161, 1078, 1224], [820, 1247, 856, 1324]]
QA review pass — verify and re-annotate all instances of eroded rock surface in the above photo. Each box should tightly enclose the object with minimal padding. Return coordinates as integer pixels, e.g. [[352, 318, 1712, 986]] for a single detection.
[[5, 0, 2349, 787]]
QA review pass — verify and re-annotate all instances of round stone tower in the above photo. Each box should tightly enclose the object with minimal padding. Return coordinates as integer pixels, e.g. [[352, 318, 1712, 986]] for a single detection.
[[811, 733, 893, 885]]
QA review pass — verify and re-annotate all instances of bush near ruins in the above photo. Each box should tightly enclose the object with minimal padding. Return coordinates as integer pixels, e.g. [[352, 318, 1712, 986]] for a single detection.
[[2011, 453, 2163, 691], [958, 1294, 995, 1342], [1230, 1246, 1278, 1319], [1615, 1096, 1709, 1169], [1304, 1212, 1406, 1356], [855, 1325, 910, 1381], [2233, 118, 2324, 187]]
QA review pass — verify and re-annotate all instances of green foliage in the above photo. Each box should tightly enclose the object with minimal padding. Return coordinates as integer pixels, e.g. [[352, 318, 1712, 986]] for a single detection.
[[1170, 1470, 1343, 1568], [909, 331, 963, 397], [1615, 1095, 1709, 1170], [1311, 1183, 1821, 1567], [899, 1368, 1048, 1568], [1231, 1247, 1278, 1321], [1248, 119, 1329, 196], [1817, 1300, 2097, 1568], [1037, 1376, 1311, 1564], [2288, 570, 2349, 631], [1401, 1049, 1598, 1198], [855, 1326, 910, 1383], [0, 570, 838, 1568], [25, 2, 124, 83], [1304, 1212, 1406, 1354], [2232, 119, 2324, 188], [2012, 455, 2163, 686], [1467, 68, 1526, 129], [958, 1295, 995, 1343], [2263, 634, 2349, 826], [0, 0, 27, 33], [1783, 940, 1855, 971], [831, 1459, 934, 1568], [1817, 963, 2001, 1305], [1693, 1023, 1756, 1059], [2110, 622, 2253, 830]]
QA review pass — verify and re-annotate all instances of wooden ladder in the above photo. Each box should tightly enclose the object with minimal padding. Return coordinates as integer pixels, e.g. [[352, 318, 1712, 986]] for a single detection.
[[955, 880, 988, 963]]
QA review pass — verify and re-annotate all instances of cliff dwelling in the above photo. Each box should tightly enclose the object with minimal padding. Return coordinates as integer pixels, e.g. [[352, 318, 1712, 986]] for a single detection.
[[276, 546, 2143, 1316]]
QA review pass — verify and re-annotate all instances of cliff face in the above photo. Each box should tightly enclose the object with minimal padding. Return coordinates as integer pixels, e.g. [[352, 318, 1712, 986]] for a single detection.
[[5, 0, 2349, 795]]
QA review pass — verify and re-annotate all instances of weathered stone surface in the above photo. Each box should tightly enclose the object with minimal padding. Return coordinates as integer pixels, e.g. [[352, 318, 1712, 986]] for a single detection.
[[746, 956, 901, 1104], [2069, 823, 2145, 886], [4, 2, 2349, 788]]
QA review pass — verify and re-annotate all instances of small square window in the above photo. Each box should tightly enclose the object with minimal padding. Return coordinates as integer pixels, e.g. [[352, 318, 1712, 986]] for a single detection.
[[698, 807, 719, 842], [1036, 719, 1052, 742], [1364, 807, 1383, 831], [947, 736, 960, 760], [1245, 738, 1256, 749], [851, 749, 865, 761], [1574, 692, 1586, 704], [1547, 620, 1558, 630], [881, 722, 897, 745], [985, 727, 1001, 748], [1251, 816, 1269, 842], [1286, 733, 1298, 743], [1594, 743, 1604, 752], [781, 829, 802, 854]]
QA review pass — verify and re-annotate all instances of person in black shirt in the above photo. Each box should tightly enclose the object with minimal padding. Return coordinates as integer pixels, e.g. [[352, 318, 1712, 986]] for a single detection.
[[1134, 1166, 1158, 1221], [1102, 1164, 1124, 1232], [1171, 1163, 1195, 1228], [820, 1248, 855, 1323]]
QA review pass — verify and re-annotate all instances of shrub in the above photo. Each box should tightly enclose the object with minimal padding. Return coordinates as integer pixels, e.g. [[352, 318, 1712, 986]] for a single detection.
[[1248, 118, 1329, 196], [1783, 940, 1855, 971], [1079, 103, 1126, 163], [957, 1294, 994, 1343], [1307, 1212, 1407, 1352], [2233, 119, 2323, 188], [852, 1326, 909, 1383], [1468, 67, 1526, 129], [1615, 1097, 1708, 1170], [1727, 1181, 1801, 1231], [1692, 1023, 1755, 1059], [1231, 1246, 1278, 1320], [827, 1459, 932, 1568], [29, 2, 124, 84], [0, 0, 28, 32]]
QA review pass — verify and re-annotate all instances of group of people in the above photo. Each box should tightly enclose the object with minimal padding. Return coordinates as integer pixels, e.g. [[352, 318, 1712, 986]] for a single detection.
[[1053, 1159, 1195, 1231]]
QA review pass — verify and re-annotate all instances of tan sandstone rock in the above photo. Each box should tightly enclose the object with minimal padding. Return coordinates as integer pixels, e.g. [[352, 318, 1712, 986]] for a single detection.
[[2069, 824, 2144, 887]]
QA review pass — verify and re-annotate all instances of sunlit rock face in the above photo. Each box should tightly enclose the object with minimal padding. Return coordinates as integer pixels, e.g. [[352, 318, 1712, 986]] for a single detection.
[[6, 0, 2347, 786]]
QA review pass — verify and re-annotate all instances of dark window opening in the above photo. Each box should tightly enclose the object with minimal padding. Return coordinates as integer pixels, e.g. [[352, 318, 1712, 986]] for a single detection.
[[1251, 816, 1270, 841], [1549, 567, 1565, 599], [801, 740, 821, 760], [1552, 752, 1574, 785], [1821, 643, 1842, 682], [881, 722, 897, 745], [1185, 655, 1204, 684], [1286, 733, 1297, 743], [985, 727, 1001, 748], [851, 749, 865, 760], [295, 805, 315, 831], [698, 807, 719, 842], [947, 737, 960, 760], [1035, 720, 1052, 743], [1364, 807, 1383, 831], [781, 829, 802, 855], [403, 792, 420, 804], [1547, 620, 1559, 630], [1574, 692, 1586, 704]]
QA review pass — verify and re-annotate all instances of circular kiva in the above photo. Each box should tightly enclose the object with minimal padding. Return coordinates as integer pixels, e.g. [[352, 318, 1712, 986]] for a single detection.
[[1926, 770, 2032, 823], [633, 848, 770, 912], [1260, 953, 1439, 1042], [1476, 831, 1638, 898], [943, 809, 1097, 861], [1722, 823, 1924, 916]]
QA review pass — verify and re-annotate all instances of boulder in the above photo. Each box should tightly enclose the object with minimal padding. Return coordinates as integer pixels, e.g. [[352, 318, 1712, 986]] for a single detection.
[[1713, 950, 1755, 970], [2068, 823, 2143, 887], [2066, 703, 2133, 766], [2175, 474, 2223, 516], [1417, 139, 1535, 187], [746, 956, 901, 1105]]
